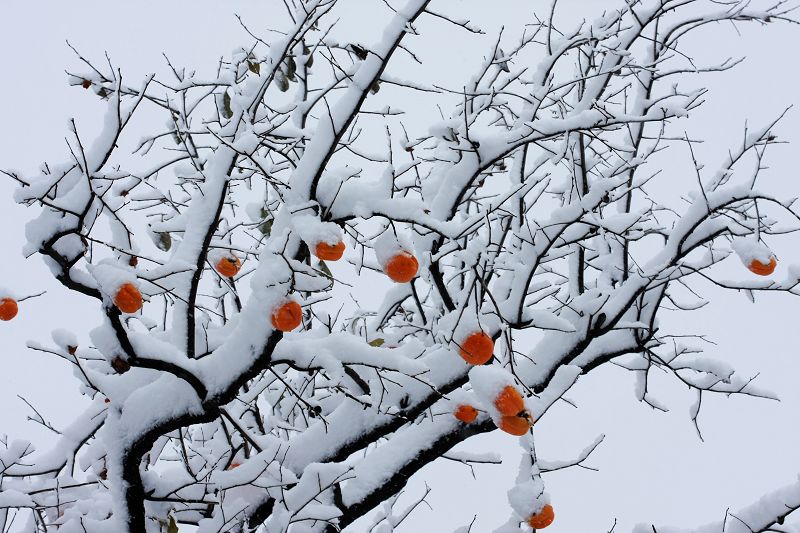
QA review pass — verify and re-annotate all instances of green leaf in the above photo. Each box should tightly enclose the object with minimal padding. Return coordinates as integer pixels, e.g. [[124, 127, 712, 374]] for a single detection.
[[167, 515, 179, 533], [221, 91, 233, 119], [368, 338, 385, 347], [248, 61, 260, 75]]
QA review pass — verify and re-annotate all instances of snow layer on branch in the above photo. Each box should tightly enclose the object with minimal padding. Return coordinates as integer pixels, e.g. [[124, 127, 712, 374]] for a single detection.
[[633, 477, 800, 532], [274, 332, 427, 377]]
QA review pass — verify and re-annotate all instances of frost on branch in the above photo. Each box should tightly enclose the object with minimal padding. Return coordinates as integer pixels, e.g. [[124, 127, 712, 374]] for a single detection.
[[2, 0, 799, 532]]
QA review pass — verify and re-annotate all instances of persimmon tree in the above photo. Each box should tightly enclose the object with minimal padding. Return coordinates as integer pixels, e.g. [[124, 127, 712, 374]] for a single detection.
[[2, 0, 799, 531]]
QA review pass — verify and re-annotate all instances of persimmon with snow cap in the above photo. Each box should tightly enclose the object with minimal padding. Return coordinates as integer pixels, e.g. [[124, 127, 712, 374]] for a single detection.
[[113, 283, 142, 313], [385, 251, 418, 283], [314, 240, 346, 261], [527, 504, 555, 529], [215, 254, 241, 278], [731, 238, 777, 277], [459, 331, 494, 365], [495, 385, 525, 416], [454, 404, 478, 423], [748, 256, 777, 276], [271, 299, 303, 332], [0, 298, 18, 321]]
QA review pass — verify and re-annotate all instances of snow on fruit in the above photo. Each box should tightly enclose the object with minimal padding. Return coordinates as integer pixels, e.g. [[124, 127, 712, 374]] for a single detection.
[[749, 256, 777, 276], [215, 254, 242, 278], [527, 503, 555, 529], [385, 252, 419, 283], [731, 237, 777, 276], [314, 240, 346, 261], [375, 231, 419, 283], [495, 385, 525, 417], [271, 299, 303, 332]]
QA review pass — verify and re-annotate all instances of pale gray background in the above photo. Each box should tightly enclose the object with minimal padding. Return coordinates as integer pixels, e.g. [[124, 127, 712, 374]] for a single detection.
[[0, 1, 798, 531]]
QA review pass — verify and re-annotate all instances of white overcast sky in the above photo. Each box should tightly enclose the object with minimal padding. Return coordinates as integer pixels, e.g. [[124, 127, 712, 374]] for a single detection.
[[1, 1, 799, 531]]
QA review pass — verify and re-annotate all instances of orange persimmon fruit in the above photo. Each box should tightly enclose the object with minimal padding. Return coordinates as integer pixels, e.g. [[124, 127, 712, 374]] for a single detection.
[[271, 300, 303, 332], [458, 331, 494, 365], [114, 283, 142, 314], [527, 504, 555, 529], [314, 240, 346, 261], [454, 404, 478, 424], [385, 252, 419, 283], [0, 298, 18, 321], [495, 385, 525, 417], [748, 256, 777, 276], [499, 414, 532, 436], [215, 254, 242, 278]]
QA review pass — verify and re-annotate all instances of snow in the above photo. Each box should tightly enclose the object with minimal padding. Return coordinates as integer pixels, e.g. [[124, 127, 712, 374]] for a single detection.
[[374, 230, 416, 270], [731, 237, 774, 265], [3, 0, 798, 531]]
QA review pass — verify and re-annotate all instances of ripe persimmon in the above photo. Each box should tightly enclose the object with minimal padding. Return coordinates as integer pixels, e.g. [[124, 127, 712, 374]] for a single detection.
[[0, 298, 18, 321], [499, 414, 531, 436], [215, 254, 242, 278], [748, 256, 777, 276], [114, 283, 142, 314], [495, 385, 525, 416], [454, 404, 478, 424], [315, 240, 346, 261], [271, 300, 303, 332], [458, 331, 494, 365], [385, 252, 419, 283], [527, 504, 555, 529]]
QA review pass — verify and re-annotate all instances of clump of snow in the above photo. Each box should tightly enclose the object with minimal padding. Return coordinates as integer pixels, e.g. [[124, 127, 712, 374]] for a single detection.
[[52, 329, 79, 350], [374, 230, 415, 269], [508, 478, 548, 519], [731, 237, 774, 265], [291, 214, 343, 247], [87, 259, 140, 302], [468, 365, 520, 417]]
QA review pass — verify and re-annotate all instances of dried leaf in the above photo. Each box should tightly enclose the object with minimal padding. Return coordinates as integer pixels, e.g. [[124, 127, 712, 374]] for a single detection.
[[368, 338, 385, 347], [276, 71, 289, 92], [259, 219, 273, 236], [286, 56, 296, 81], [156, 232, 172, 252], [350, 44, 368, 60], [319, 259, 332, 277], [221, 91, 233, 119]]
